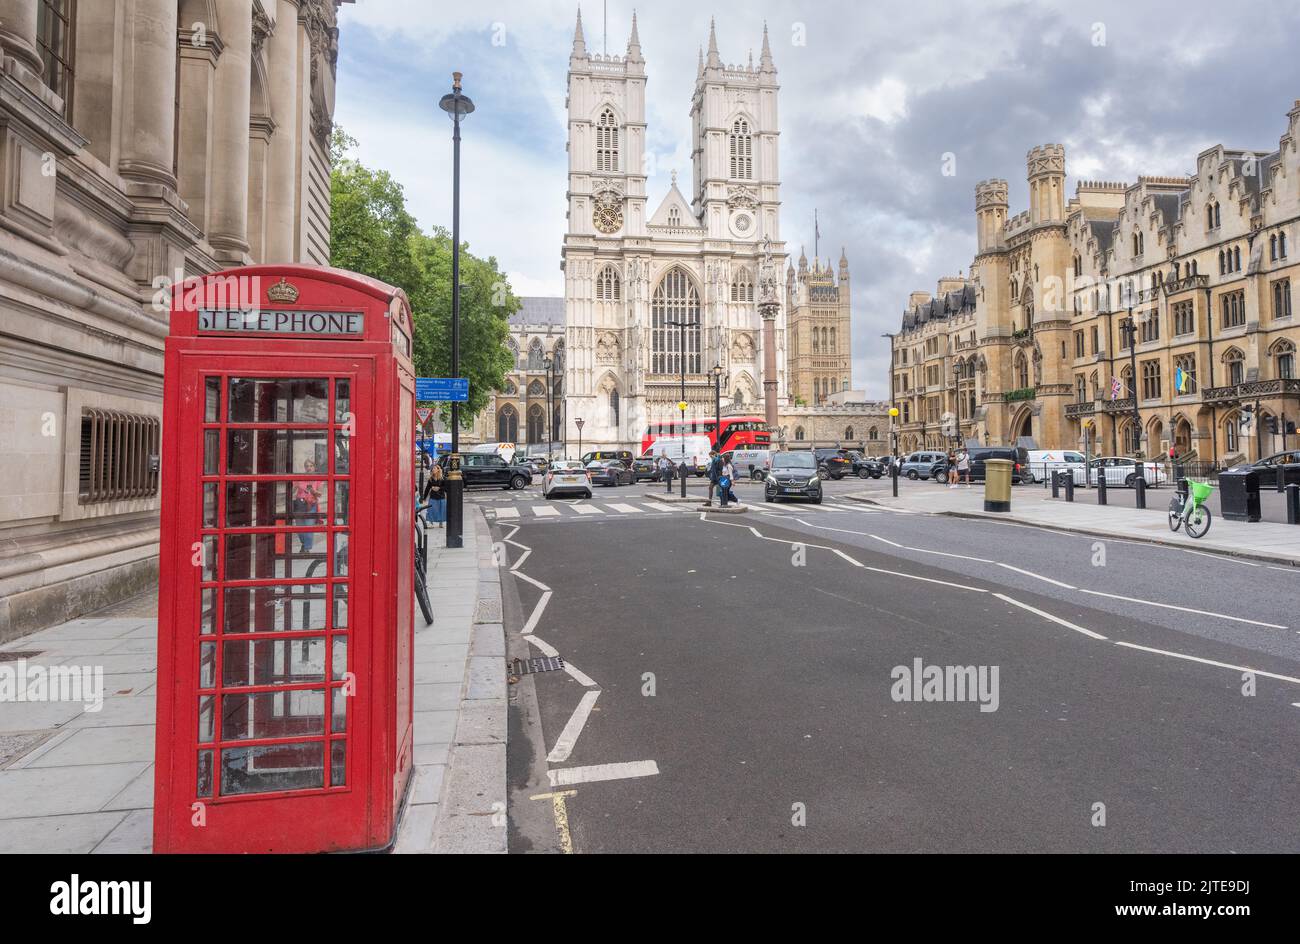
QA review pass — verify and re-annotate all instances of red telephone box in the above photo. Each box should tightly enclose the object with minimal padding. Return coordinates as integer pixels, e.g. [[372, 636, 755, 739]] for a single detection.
[[154, 265, 416, 853]]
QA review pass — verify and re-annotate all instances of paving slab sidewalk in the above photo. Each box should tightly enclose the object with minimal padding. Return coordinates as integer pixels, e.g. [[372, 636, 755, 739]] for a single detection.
[[0, 509, 505, 854], [849, 486, 1300, 566]]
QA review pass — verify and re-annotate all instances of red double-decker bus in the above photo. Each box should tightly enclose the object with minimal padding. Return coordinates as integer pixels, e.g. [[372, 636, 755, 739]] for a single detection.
[[640, 416, 770, 456]]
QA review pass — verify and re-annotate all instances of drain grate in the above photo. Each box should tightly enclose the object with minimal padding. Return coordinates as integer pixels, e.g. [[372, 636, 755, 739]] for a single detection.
[[0, 650, 42, 663], [509, 656, 566, 676]]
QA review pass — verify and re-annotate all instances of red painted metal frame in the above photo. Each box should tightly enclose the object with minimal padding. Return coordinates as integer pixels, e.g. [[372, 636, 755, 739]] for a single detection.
[[156, 266, 415, 853]]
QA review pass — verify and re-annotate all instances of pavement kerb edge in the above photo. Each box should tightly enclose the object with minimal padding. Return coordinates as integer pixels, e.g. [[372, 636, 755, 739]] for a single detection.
[[843, 493, 1300, 568]]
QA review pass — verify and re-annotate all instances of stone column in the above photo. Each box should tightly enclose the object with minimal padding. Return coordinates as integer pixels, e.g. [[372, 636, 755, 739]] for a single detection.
[[0, 0, 43, 79], [760, 304, 779, 429], [208, 0, 253, 263], [119, 0, 179, 188], [263, 0, 300, 262]]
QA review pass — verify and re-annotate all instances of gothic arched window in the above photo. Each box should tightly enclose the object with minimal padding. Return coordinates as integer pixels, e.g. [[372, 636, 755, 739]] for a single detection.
[[829, 327, 836, 353], [527, 338, 544, 370], [552, 339, 565, 372], [608, 388, 620, 428], [794, 426, 805, 441], [497, 405, 518, 443], [527, 379, 545, 397], [1272, 338, 1296, 379], [596, 266, 621, 301], [667, 206, 681, 226], [651, 267, 701, 375], [844, 426, 854, 440], [526, 404, 545, 445], [596, 108, 619, 172], [729, 118, 753, 180], [730, 269, 754, 302]]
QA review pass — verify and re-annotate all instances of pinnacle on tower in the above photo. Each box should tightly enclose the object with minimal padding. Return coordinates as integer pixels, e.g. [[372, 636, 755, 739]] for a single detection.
[[759, 21, 775, 72], [706, 17, 721, 69], [572, 6, 587, 58], [697, 46, 704, 75], [627, 9, 643, 61], [839, 247, 849, 269]]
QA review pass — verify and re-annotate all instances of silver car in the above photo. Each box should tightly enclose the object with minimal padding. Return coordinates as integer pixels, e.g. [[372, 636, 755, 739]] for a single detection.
[[542, 460, 592, 499]]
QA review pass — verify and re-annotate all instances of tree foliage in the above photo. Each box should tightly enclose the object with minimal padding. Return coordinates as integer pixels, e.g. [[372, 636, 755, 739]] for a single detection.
[[329, 127, 517, 424]]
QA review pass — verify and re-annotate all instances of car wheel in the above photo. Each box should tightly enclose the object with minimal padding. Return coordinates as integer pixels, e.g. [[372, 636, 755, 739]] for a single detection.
[[810, 493, 822, 505], [872, 472, 882, 479], [510, 475, 528, 490], [858, 468, 871, 479], [935, 470, 948, 484], [752, 470, 765, 482], [816, 467, 830, 481], [907, 470, 919, 480], [1124, 473, 1137, 488]]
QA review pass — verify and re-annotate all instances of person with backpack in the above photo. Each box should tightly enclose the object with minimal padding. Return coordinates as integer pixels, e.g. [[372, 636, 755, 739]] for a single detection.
[[704, 450, 722, 506], [721, 454, 739, 506]]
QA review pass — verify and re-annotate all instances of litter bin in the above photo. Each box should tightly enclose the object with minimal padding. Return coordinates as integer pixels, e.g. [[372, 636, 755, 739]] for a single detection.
[[1218, 468, 1261, 522], [984, 458, 1012, 513]]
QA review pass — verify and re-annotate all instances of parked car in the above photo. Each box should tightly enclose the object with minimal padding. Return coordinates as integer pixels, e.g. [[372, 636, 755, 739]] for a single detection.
[[900, 451, 947, 480], [729, 448, 772, 482], [1021, 449, 1087, 485], [1089, 456, 1168, 487], [581, 449, 633, 468], [812, 447, 854, 480], [586, 458, 634, 487], [444, 452, 532, 490], [764, 450, 823, 504], [542, 460, 592, 499], [522, 456, 550, 474], [931, 446, 1030, 484], [1225, 450, 1300, 489], [631, 455, 661, 482]]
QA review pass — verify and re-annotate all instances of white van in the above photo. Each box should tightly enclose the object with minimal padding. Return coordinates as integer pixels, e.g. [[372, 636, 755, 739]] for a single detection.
[[470, 441, 517, 464], [648, 435, 711, 475], [1023, 449, 1087, 484], [730, 448, 772, 482]]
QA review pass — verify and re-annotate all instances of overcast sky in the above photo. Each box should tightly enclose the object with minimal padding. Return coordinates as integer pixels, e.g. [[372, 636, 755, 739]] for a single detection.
[[335, 0, 1300, 398]]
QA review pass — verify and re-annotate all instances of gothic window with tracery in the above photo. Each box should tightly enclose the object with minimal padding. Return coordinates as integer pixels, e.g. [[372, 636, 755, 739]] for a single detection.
[[730, 269, 754, 302], [596, 266, 621, 300], [596, 108, 619, 172], [729, 118, 753, 180], [652, 268, 701, 375]]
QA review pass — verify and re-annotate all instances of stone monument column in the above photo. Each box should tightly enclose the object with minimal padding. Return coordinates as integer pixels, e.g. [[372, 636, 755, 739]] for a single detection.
[[757, 236, 780, 430]]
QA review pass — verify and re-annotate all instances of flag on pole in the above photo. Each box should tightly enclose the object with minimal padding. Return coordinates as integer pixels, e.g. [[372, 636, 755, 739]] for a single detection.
[[1110, 376, 1122, 400], [1174, 365, 1187, 393]]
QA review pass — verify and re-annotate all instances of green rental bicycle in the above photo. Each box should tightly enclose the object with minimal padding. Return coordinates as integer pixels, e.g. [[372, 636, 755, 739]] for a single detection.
[[1168, 479, 1214, 539]]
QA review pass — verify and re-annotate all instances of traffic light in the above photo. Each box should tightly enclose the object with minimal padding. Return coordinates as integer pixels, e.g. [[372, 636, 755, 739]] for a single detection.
[[1265, 416, 1278, 435]]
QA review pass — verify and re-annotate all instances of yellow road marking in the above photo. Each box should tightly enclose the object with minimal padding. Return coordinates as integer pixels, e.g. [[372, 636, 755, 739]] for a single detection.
[[530, 789, 578, 854]]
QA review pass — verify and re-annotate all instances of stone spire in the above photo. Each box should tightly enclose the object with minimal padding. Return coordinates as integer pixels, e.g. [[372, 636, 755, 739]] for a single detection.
[[798, 246, 808, 272], [706, 17, 721, 69], [840, 247, 849, 270], [626, 9, 643, 62], [697, 46, 704, 75], [572, 6, 587, 59], [759, 21, 775, 72]]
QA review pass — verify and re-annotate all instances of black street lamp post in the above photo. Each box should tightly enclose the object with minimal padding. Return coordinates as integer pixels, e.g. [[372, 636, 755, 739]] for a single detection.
[[575, 417, 584, 464], [666, 315, 695, 497], [711, 362, 723, 455], [438, 72, 474, 549]]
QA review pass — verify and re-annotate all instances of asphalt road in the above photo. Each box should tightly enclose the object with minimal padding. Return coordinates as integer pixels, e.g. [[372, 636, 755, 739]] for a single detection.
[[479, 486, 1300, 853]]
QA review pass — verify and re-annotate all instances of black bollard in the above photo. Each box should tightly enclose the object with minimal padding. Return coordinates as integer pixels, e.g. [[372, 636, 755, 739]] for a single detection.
[[1097, 473, 1107, 505], [1051, 470, 1060, 498], [1064, 474, 1075, 502], [445, 456, 464, 549], [679, 461, 688, 499], [1134, 474, 1146, 510], [1287, 484, 1300, 525]]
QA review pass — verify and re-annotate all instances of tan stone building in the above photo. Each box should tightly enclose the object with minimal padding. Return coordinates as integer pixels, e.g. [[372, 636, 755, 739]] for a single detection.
[[0, 0, 344, 641], [891, 100, 1300, 466], [785, 248, 851, 405], [470, 296, 566, 454]]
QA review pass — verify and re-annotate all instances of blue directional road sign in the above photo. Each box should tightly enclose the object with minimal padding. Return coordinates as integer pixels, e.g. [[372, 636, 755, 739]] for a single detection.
[[415, 377, 468, 402]]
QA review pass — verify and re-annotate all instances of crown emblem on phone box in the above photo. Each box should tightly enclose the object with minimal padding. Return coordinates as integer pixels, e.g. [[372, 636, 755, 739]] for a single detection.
[[267, 277, 300, 303]]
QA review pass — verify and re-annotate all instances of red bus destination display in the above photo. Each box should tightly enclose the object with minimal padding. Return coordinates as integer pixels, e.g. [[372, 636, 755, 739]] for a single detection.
[[198, 308, 366, 336]]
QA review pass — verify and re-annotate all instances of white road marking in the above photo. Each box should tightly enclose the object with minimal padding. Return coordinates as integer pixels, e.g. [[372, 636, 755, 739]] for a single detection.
[[1076, 588, 1287, 629], [547, 690, 601, 763], [548, 760, 660, 786], [572, 504, 604, 515], [495, 507, 519, 519], [563, 662, 598, 687], [520, 590, 552, 635], [993, 593, 1107, 640], [512, 570, 551, 592], [994, 563, 1076, 589], [532, 505, 560, 517], [1114, 641, 1300, 686], [607, 503, 642, 514], [510, 548, 531, 570], [1182, 547, 1259, 566], [833, 548, 864, 567], [525, 634, 559, 658], [642, 502, 678, 512]]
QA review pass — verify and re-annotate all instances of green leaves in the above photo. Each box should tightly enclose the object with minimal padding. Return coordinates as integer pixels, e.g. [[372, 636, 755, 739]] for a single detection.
[[329, 129, 518, 426]]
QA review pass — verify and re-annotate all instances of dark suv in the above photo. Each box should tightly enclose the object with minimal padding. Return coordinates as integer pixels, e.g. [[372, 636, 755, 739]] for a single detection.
[[441, 452, 533, 490], [812, 447, 854, 480], [846, 452, 884, 479]]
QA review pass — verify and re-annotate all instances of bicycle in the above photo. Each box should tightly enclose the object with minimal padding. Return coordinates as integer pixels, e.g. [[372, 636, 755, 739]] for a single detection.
[[414, 501, 434, 626], [1167, 479, 1214, 539]]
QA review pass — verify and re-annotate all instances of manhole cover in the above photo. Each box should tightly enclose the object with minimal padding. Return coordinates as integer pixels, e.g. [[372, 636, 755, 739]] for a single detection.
[[0, 732, 51, 768], [0, 650, 42, 663], [509, 656, 565, 676]]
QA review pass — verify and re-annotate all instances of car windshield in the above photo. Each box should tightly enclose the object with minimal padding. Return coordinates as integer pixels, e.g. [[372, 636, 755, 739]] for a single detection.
[[772, 453, 816, 470], [586, 461, 609, 469]]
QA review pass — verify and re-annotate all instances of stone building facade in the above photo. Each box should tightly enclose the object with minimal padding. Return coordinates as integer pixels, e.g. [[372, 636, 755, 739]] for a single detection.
[[470, 297, 566, 453], [0, 0, 343, 641], [891, 100, 1300, 465], [785, 248, 851, 406]]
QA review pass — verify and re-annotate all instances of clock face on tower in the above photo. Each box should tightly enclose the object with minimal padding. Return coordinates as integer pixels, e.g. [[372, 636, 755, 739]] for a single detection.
[[592, 191, 623, 234]]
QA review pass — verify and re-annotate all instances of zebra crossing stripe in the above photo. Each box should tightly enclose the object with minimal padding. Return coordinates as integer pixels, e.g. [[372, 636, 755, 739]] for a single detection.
[[495, 507, 519, 519], [531, 506, 561, 517], [606, 503, 642, 514], [641, 502, 677, 512], [571, 504, 604, 515]]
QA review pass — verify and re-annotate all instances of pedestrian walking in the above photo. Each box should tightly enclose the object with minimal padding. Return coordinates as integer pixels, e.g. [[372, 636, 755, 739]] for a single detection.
[[957, 447, 972, 488], [723, 455, 739, 505], [659, 451, 674, 484], [422, 461, 447, 527], [705, 449, 722, 506]]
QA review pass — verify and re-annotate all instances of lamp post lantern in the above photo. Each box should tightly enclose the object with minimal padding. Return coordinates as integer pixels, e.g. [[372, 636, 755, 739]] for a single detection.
[[438, 71, 475, 549], [575, 417, 584, 464]]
